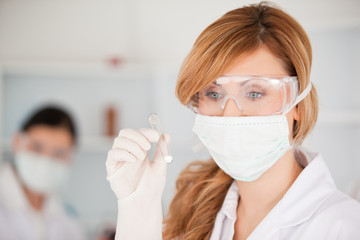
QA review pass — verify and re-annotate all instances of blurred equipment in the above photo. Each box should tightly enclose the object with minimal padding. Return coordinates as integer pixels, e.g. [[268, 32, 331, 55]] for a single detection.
[[95, 225, 116, 240], [105, 106, 117, 138]]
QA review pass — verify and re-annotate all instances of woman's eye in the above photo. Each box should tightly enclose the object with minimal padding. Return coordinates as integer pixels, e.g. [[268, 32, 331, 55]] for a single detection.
[[206, 92, 223, 99], [247, 92, 263, 99]]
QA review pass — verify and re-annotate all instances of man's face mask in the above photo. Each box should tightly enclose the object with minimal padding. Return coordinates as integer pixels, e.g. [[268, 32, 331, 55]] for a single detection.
[[14, 150, 71, 195], [13, 133, 73, 195]]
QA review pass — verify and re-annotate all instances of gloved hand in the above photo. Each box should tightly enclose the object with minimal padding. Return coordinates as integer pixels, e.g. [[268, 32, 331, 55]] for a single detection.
[[106, 128, 171, 240]]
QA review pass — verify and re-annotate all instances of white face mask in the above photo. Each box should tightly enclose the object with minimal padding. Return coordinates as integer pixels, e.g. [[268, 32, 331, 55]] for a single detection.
[[193, 114, 291, 181], [14, 150, 71, 195], [192, 81, 311, 181]]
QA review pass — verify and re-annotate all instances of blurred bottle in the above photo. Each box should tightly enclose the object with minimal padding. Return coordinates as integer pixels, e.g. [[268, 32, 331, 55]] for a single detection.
[[105, 106, 117, 138]]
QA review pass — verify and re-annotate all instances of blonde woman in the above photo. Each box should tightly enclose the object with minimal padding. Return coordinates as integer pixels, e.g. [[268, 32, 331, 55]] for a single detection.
[[106, 2, 360, 239]]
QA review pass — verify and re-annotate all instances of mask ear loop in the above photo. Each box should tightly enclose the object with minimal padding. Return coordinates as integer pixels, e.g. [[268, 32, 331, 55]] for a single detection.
[[282, 81, 312, 115]]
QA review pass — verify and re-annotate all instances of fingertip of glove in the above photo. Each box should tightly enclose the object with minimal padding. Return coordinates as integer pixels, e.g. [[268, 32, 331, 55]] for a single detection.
[[139, 128, 160, 142]]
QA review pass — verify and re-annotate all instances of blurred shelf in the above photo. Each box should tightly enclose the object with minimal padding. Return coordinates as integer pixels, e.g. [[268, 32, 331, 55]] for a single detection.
[[0, 61, 153, 79]]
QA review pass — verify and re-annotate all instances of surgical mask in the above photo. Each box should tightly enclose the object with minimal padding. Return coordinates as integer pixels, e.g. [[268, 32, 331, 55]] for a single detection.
[[14, 150, 71, 195], [193, 114, 291, 181], [191, 78, 311, 181]]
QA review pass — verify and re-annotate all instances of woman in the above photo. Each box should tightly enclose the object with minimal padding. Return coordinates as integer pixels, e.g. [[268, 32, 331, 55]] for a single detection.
[[106, 2, 360, 239]]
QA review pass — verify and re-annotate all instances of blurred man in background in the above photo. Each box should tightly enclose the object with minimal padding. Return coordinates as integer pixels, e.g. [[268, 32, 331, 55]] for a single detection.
[[0, 105, 85, 239]]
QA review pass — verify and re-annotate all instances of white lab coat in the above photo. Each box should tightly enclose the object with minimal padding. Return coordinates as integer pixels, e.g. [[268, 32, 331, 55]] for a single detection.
[[0, 163, 85, 240], [210, 150, 360, 240]]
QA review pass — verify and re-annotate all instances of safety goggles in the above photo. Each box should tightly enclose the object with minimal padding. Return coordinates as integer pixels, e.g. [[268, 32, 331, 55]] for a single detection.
[[187, 75, 304, 116], [19, 134, 73, 162]]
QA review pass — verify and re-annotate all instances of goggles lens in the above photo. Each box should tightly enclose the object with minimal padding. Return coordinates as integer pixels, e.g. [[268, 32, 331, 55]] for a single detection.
[[19, 135, 73, 162], [188, 75, 299, 116]]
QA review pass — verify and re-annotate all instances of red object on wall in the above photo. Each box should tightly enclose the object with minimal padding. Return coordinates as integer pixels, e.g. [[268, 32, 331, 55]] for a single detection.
[[107, 57, 123, 68]]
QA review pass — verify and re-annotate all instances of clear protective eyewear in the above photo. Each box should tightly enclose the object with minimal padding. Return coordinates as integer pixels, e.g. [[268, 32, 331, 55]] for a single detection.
[[188, 75, 301, 116], [19, 134, 73, 162]]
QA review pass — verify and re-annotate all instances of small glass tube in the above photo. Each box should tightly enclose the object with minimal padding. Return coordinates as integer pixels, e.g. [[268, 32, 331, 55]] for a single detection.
[[148, 113, 173, 163]]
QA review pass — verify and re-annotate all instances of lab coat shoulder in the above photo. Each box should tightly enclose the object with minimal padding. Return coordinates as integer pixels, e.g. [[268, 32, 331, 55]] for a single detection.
[[0, 163, 86, 240], [209, 150, 360, 240], [0, 192, 86, 240], [280, 190, 360, 240], [307, 189, 360, 239], [278, 152, 360, 240], [0, 165, 37, 239]]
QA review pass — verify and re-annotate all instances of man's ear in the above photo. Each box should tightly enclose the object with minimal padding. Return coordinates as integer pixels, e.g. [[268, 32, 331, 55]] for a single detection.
[[12, 133, 22, 153]]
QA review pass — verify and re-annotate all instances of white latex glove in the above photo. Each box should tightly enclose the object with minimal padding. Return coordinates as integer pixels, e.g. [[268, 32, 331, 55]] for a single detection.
[[106, 128, 170, 240]]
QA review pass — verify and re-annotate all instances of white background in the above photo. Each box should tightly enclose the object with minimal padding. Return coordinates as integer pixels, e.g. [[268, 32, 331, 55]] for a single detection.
[[0, 0, 359, 238]]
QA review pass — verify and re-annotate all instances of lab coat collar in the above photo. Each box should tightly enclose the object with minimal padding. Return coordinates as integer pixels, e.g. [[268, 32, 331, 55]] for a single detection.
[[0, 163, 29, 211], [277, 150, 337, 228], [219, 181, 239, 220], [216, 149, 337, 230], [0, 163, 64, 216]]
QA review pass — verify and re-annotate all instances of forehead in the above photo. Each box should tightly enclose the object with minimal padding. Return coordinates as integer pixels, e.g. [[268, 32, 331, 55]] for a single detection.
[[224, 45, 288, 76]]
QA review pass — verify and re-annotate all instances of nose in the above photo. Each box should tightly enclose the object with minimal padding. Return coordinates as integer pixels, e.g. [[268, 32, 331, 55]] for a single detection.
[[221, 96, 244, 117]]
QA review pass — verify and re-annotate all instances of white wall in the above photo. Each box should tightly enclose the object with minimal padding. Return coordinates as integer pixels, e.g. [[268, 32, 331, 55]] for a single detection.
[[1, 0, 360, 238], [1, 0, 359, 63]]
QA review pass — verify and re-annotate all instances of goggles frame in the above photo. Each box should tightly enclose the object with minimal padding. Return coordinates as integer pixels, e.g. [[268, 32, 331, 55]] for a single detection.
[[18, 134, 73, 162], [187, 74, 300, 116]]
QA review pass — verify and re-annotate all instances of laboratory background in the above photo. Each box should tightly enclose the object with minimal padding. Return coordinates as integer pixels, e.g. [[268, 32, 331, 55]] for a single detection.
[[0, 0, 359, 238]]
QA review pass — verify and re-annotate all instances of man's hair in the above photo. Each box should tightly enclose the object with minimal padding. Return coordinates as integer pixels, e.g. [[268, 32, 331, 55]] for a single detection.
[[21, 105, 77, 143]]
